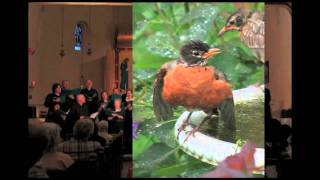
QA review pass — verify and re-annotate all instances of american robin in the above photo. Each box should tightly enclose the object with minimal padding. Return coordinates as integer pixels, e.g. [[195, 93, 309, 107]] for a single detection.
[[218, 9, 265, 63], [153, 40, 236, 143]]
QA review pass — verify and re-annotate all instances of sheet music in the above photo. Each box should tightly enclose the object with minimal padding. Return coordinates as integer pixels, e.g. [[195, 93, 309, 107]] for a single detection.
[[90, 112, 99, 119]]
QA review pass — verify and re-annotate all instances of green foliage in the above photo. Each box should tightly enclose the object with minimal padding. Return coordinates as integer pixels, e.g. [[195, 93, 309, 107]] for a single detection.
[[133, 134, 160, 160], [133, 2, 265, 177], [133, 2, 264, 89]]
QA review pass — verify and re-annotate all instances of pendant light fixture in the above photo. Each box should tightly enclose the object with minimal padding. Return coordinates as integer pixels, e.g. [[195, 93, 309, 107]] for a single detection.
[[59, 6, 65, 57]]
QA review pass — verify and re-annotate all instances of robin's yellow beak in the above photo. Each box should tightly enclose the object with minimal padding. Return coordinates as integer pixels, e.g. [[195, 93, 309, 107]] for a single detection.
[[218, 25, 239, 37], [202, 48, 221, 60]]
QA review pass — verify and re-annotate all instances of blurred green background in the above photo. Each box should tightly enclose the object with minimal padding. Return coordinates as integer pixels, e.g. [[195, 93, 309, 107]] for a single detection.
[[133, 2, 264, 178]]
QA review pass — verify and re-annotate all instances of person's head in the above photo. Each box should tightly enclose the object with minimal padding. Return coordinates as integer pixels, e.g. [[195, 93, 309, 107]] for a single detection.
[[127, 90, 132, 98], [28, 120, 49, 169], [114, 99, 122, 109], [73, 119, 94, 140], [42, 122, 62, 152], [85, 80, 93, 89], [113, 88, 120, 94], [61, 80, 70, 89], [76, 94, 86, 105], [97, 120, 108, 133], [52, 83, 62, 95], [101, 91, 108, 101]]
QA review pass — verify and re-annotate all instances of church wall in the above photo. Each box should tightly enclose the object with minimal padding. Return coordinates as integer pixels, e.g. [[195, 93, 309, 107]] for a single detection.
[[28, 4, 132, 105]]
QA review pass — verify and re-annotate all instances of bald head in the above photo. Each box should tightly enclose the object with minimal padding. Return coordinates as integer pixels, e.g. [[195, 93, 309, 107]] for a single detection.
[[114, 99, 122, 109], [77, 94, 86, 105]]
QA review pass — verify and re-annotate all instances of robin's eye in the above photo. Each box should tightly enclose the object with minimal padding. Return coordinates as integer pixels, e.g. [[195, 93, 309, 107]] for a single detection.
[[192, 50, 200, 56], [229, 21, 235, 25], [236, 16, 243, 26]]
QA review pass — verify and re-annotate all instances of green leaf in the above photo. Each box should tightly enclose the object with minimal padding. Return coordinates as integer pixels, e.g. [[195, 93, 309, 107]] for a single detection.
[[151, 161, 191, 177], [133, 134, 160, 160], [142, 10, 155, 19], [179, 5, 218, 24], [255, 3, 265, 12], [145, 32, 179, 58]]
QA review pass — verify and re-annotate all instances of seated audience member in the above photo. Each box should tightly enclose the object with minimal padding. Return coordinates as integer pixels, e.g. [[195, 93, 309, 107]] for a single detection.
[[34, 123, 74, 172], [45, 103, 66, 128], [98, 91, 112, 121], [28, 120, 49, 178], [108, 99, 124, 135], [58, 119, 103, 161], [80, 80, 99, 114], [97, 120, 113, 144], [44, 83, 62, 117], [61, 80, 76, 113], [64, 94, 89, 138]]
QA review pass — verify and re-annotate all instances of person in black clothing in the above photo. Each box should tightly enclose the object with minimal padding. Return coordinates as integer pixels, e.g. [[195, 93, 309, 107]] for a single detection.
[[45, 103, 66, 128], [107, 99, 124, 134], [109, 88, 122, 108], [98, 91, 112, 121], [61, 80, 75, 113], [121, 89, 127, 103], [80, 80, 99, 114], [63, 94, 90, 139], [44, 83, 62, 117]]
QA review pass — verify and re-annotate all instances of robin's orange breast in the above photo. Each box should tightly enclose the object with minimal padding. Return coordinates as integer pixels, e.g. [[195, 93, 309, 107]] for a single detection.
[[162, 65, 232, 111]]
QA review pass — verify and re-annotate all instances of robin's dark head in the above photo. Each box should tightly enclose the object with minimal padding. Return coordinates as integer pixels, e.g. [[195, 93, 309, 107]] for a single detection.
[[218, 9, 251, 36], [180, 40, 221, 66]]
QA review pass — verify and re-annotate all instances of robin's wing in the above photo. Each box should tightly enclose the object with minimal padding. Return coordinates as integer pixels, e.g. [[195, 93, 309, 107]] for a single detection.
[[241, 13, 264, 49], [214, 69, 236, 131], [153, 67, 174, 121]]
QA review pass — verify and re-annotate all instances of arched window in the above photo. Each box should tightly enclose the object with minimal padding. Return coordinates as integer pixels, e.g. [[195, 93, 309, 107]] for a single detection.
[[74, 22, 87, 51]]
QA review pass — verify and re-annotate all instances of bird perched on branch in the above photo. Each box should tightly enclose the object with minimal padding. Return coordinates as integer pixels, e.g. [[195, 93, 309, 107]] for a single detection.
[[153, 40, 236, 143], [219, 9, 265, 63]]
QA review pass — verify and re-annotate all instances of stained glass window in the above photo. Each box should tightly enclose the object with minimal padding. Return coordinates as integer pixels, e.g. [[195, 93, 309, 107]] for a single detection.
[[74, 23, 84, 51]]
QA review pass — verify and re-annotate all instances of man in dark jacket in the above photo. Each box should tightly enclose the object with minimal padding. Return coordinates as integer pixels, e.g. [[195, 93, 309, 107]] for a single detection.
[[80, 80, 99, 114], [63, 94, 89, 139]]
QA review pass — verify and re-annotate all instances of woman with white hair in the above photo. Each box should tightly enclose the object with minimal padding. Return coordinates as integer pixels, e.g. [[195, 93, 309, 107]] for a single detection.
[[33, 122, 74, 172], [97, 120, 113, 144]]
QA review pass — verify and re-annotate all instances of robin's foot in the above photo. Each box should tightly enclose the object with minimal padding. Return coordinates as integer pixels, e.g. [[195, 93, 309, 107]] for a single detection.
[[183, 127, 200, 143], [177, 121, 189, 140]]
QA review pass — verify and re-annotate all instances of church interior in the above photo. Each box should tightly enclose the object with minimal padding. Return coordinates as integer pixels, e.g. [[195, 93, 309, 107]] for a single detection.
[[28, 2, 132, 178]]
